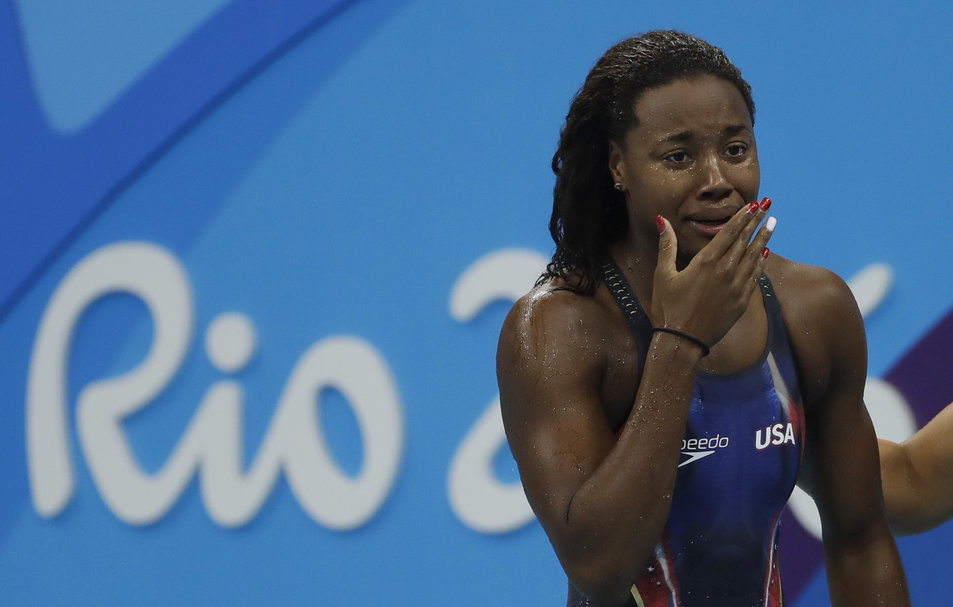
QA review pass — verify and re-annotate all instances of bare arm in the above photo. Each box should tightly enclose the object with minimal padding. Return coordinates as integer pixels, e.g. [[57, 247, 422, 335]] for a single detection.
[[793, 271, 910, 606], [498, 207, 772, 604], [498, 296, 701, 603], [880, 401, 953, 535]]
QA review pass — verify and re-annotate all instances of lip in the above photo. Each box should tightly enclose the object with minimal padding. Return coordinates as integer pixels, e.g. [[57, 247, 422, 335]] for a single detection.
[[685, 206, 739, 237], [688, 219, 727, 237]]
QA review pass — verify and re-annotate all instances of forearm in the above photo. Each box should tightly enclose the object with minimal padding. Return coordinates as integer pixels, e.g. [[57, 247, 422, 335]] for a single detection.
[[824, 528, 910, 606], [559, 334, 702, 601], [881, 402, 953, 535]]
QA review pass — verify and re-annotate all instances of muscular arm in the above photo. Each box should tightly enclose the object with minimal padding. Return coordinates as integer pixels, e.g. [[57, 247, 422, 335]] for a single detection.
[[498, 294, 701, 604], [880, 401, 953, 535], [790, 269, 910, 606]]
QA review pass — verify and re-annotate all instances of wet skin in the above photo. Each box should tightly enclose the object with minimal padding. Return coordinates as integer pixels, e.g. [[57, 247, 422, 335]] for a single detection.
[[497, 75, 910, 605], [880, 401, 953, 536], [609, 75, 760, 268]]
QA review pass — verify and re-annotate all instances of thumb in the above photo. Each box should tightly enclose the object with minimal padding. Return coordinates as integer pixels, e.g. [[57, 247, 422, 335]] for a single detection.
[[656, 215, 677, 274]]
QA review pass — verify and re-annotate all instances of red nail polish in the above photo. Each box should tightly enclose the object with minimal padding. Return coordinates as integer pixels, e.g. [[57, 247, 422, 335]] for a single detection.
[[656, 215, 665, 234], [759, 197, 772, 212], [762, 247, 770, 259], [748, 202, 759, 214]]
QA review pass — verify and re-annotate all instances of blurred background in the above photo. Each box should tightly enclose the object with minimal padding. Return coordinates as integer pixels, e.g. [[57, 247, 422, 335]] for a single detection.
[[2, 1, 952, 604]]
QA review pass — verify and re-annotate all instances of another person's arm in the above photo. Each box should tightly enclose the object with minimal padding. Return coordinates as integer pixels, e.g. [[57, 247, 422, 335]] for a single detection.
[[880, 401, 953, 535], [791, 268, 910, 606]]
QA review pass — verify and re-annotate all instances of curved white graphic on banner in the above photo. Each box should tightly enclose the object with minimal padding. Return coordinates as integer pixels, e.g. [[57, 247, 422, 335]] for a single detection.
[[448, 248, 546, 533], [848, 263, 892, 318], [28, 241, 403, 529], [268, 336, 404, 530], [787, 263, 914, 540], [449, 397, 536, 534], [864, 378, 917, 444], [28, 242, 193, 517], [449, 248, 549, 323], [205, 312, 257, 373]]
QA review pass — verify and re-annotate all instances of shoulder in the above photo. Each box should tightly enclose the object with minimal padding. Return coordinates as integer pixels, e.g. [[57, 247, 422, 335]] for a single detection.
[[496, 280, 622, 439], [496, 279, 627, 407], [498, 280, 615, 365], [766, 255, 862, 331], [765, 255, 867, 404], [767, 256, 855, 308]]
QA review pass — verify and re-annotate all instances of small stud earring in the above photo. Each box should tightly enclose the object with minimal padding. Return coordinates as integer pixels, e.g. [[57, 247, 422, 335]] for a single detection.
[[613, 182, 623, 192]]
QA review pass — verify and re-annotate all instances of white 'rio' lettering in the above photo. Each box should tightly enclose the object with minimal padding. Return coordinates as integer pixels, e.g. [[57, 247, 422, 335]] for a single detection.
[[447, 249, 548, 534], [27, 241, 404, 529]]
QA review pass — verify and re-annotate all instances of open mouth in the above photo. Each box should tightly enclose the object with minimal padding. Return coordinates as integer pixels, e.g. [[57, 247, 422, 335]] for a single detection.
[[687, 209, 737, 236], [694, 217, 731, 227]]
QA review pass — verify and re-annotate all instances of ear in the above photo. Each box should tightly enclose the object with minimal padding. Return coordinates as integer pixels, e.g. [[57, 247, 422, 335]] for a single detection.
[[608, 140, 625, 185]]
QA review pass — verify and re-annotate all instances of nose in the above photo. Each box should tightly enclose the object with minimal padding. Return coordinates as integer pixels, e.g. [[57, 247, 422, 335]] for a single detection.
[[697, 155, 732, 202]]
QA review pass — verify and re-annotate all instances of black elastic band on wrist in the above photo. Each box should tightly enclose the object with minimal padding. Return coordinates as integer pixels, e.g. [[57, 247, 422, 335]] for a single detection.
[[651, 326, 710, 357]]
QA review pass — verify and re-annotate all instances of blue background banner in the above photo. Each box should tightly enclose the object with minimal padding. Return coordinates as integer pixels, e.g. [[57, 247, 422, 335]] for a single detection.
[[2, 1, 952, 604]]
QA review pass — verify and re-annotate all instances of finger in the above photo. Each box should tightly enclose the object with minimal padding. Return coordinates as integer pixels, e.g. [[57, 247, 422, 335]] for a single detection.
[[702, 200, 762, 258], [656, 215, 677, 276], [738, 199, 771, 248], [721, 197, 772, 264], [738, 215, 777, 279], [723, 208, 764, 265]]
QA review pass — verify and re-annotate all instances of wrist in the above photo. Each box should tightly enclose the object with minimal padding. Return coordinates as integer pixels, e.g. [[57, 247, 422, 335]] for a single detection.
[[651, 326, 710, 358]]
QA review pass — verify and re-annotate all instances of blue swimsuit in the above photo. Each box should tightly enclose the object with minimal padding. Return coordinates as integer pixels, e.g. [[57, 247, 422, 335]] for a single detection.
[[568, 260, 805, 607]]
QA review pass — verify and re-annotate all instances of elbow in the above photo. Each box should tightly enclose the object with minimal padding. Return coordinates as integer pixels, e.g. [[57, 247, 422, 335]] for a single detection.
[[548, 502, 665, 604], [563, 553, 640, 606], [887, 519, 921, 538], [883, 488, 927, 537], [569, 574, 632, 606]]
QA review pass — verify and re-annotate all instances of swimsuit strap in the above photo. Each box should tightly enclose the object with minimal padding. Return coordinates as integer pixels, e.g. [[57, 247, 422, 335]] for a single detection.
[[756, 271, 795, 363], [600, 258, 653, 379], [601, 258, 782, 378]]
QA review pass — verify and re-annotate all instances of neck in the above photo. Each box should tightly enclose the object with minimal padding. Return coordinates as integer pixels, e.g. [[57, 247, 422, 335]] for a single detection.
[[607, 236, 658, 305]]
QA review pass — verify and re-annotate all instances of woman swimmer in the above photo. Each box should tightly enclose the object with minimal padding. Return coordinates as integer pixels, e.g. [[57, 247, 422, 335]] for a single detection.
[[496, 30, 910, 607]]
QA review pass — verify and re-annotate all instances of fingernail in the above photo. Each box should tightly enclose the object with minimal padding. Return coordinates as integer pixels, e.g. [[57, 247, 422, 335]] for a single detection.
[[748, 202, 759, 214], [762, 247, 770, 259], [759, 197, 772, 212], [656, 215, 665, 234], [765, 216, 777, 232]]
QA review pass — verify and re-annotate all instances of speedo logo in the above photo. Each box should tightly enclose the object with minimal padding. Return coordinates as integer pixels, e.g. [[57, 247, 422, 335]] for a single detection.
[[679, 434, 730, 468]]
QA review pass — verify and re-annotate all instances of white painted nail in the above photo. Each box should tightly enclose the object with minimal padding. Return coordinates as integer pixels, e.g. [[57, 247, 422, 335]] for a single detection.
[[765, 216, 777, 232]]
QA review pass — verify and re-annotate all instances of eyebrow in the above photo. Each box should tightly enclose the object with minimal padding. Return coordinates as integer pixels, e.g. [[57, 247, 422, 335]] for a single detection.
[[659, 124, 751, 143]]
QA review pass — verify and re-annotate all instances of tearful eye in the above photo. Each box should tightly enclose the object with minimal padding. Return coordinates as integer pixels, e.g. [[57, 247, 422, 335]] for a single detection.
[[726, 144, 747, 157]]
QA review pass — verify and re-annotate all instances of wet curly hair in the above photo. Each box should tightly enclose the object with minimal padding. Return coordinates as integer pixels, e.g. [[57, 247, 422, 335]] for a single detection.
[[540, 30, 755, 293]]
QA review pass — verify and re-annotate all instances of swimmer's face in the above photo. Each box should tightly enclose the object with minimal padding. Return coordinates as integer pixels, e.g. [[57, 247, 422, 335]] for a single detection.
[[609, 74, 760, 261]]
